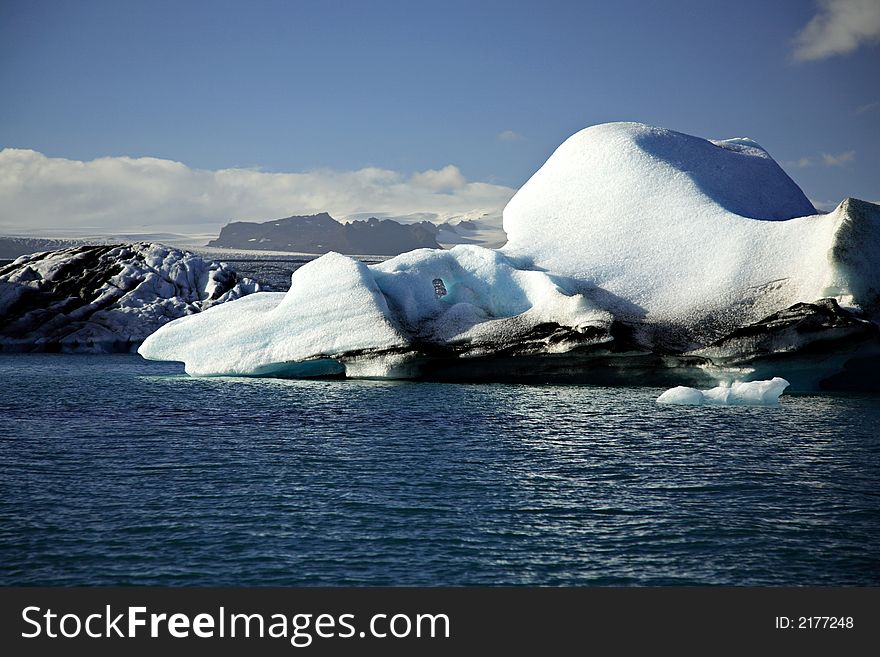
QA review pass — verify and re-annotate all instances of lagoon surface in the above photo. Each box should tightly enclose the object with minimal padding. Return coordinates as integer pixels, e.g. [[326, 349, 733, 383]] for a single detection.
[[1, 353, 878, 586]]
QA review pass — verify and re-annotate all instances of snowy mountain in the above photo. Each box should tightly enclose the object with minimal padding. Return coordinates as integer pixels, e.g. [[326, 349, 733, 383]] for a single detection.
[[139, 123, 880, 390], [0, 243, 261, 352], [435, 218, 508, 248], [207, 212, 441, 255]]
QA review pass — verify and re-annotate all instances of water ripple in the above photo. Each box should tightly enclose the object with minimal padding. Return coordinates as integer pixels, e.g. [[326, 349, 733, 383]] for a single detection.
[[1, 353, 878, 585]]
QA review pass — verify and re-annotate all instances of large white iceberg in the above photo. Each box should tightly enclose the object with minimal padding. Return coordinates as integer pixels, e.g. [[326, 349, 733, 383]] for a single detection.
[[503, 123, 876, 334], [139, 122, 880, 389]]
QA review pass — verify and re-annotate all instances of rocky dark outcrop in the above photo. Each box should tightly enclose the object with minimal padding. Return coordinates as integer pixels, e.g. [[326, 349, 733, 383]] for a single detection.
[[207, 212, 441, 255]]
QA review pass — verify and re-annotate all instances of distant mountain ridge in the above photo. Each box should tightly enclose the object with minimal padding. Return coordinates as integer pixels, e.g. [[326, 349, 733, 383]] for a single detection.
[[0, 237, 84, 260], [207, 212, 441, 255]]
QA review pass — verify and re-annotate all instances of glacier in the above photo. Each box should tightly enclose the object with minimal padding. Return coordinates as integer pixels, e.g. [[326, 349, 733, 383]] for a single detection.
[[139, 122, 880, 390], [0, 243, 261, 353]]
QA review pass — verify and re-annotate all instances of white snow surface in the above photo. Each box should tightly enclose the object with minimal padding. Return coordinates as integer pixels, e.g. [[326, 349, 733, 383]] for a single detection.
[[139, 253, 407, 376], [656, 377, 790, 406], [139, 122, 880, 378], [371, 246, 610, 347], [502, 122, 877, 329], [139, 246, 612, 375]]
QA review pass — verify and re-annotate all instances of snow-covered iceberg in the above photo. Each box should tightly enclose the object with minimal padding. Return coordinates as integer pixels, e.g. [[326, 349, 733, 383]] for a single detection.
[[138, 122, 880, 390], [657, 377, 790, 406], [0, 243, 260, 352], [503, 123, 876, 336], [139, 247, 613, 376]]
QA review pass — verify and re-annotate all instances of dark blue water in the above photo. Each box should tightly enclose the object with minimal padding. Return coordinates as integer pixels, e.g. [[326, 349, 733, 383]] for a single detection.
[[1, 353, 878, 586]]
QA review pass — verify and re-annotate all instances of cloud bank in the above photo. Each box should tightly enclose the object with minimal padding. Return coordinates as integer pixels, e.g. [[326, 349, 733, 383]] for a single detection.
[[0, 149, 516, 237], [792, 0, 880, 61]]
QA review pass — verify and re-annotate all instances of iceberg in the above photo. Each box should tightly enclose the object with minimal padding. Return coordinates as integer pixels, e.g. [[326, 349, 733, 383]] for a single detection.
[[502, 123, 876, 336], [0, 243, 260, 353], [140, 247, 613, 376], [657, 377, 790, 406], [138, 122, 880, 390]]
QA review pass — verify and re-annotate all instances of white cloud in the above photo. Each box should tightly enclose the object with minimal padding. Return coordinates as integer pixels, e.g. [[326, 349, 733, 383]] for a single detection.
[[809, 198, 840, 212], [409, 165, 467, 192], [792, 0, 880, 61], [782, 156, 816, 169], [821, 150, 856, 166], [855, 100, 880, 114], [0, 149, 516, 237], [497, 130, 524, 142], [782, 150, 855, 169]]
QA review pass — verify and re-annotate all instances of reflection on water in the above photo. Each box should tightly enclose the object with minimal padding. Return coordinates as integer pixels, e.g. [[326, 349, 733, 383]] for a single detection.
[[0, 353, 878, 585]]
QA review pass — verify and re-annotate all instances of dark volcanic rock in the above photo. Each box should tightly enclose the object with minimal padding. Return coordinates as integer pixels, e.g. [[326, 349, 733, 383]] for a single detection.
[[694, 298, 879, 363], [207, 212, 441, 255], [0, 243, 261, 352]]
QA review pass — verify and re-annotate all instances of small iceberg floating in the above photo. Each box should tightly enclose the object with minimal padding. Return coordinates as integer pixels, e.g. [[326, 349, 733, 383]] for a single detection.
[[657, 377, 790, 406]]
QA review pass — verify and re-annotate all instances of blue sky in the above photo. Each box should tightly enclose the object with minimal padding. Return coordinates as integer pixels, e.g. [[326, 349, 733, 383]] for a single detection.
[[0, 0, 877, 234]]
